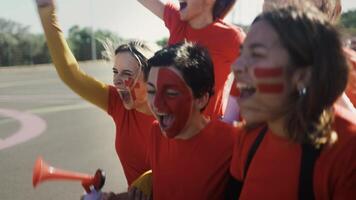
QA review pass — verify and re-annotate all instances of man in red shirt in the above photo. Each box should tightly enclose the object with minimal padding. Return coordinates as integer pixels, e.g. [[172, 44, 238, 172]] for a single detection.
[[144, 42, 237, 200]]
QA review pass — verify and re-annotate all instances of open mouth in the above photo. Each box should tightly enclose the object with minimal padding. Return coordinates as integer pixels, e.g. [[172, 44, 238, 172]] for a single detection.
[[179, 1, 187, 11], [119, 90, 132, 104], [156, 113, 174, 130], [237, 83, 256, 99]]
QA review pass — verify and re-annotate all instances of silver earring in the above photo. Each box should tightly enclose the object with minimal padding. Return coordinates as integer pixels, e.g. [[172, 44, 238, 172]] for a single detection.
[[299, 87, 307, 97]]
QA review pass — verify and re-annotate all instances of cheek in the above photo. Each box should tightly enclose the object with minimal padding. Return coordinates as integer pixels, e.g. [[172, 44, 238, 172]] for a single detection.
[[252, 67, 285, 94], [131, 82, 146, 101]]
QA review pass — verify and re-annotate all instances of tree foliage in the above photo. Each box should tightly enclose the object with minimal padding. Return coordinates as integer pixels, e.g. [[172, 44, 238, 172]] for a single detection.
[[0, 18, 51, 66], [339, 9, 356, 37], [0, 18, 123, 67]]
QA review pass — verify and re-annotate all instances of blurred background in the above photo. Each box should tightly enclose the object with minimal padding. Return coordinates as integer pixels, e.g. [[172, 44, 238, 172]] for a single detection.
[[0, 0, 354, 67]]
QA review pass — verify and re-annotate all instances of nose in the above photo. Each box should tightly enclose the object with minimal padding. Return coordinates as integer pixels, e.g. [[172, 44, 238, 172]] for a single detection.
[[231, 57, 247, 80], [153, 92, 167, 113]]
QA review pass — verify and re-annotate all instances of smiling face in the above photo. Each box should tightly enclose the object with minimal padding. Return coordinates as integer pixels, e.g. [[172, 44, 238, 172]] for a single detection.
[[178, 0, 213, 21], [147, 67, 194, 138], [231, 20, 294, 125], [113, 52, 147, 110]]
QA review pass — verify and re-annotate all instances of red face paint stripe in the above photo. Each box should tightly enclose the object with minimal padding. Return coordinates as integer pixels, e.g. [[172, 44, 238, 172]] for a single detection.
[[124, 78, 134, 87], [254, 67, 283, 78], [257, 83, 284, 94]]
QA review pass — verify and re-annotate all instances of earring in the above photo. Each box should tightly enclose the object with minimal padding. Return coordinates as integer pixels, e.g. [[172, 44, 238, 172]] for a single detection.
[[299, 87, 307, 97]]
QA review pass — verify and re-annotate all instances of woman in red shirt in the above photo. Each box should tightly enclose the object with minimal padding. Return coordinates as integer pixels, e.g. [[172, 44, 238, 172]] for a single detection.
[[230, 4, 356, 200]]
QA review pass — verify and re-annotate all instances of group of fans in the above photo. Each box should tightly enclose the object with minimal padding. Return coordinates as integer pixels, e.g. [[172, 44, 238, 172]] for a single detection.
[[34, 0, 355, 199]]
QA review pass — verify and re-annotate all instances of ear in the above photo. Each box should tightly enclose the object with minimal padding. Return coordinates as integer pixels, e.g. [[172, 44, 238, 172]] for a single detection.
[[194, 93, 210, 111], [291, 67, 312, 91]]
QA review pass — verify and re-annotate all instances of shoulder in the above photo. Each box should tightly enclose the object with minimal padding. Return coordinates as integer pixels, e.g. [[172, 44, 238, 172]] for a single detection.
[[213, 20, 246, 42], [333, 104, 356, 140], [321, 105, 356, 165], [207, 120, 242, 143]]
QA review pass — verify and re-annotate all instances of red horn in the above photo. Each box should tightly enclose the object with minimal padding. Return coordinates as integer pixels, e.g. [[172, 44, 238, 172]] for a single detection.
[[32, 156, 105, 192]]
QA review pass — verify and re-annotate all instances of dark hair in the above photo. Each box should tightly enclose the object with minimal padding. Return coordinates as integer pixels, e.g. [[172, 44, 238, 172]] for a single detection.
[[254, 4, 349, 146], [212, 0, 237, 20], [147, 42, 215, 110], [115, 40, 155, 81]]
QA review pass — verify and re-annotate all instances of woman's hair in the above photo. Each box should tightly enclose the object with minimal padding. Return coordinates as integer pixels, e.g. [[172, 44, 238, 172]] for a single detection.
[[147, 41, 215, 111], [253, 4, 349, 146], [212, 0, 237, 20], [114, 40, 157, 81], [317, 0, 341, 22]]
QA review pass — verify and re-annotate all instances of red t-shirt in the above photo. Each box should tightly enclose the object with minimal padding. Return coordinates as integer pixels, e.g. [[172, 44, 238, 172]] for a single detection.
[[164, 3, 245, 119], [107, 86, 155, 185], [344, 47, 356, 107], [147, 119, 237, 200], [230, 105, 356, 200]]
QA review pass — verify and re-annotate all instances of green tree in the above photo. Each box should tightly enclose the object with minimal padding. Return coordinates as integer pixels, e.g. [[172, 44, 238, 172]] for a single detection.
[[156, 37, 168, 47], [0, 18, 51, 66], [67, 25, 123, 61], [339, 9, 356, 36]]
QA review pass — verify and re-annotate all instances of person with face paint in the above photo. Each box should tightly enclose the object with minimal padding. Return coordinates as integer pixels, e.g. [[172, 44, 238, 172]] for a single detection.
[[137, 0, 245, 119], [136, 42, 237, 200], [35, 0, 158, 192], [229, 4, 356, 199], [224, 0, 356, 124]]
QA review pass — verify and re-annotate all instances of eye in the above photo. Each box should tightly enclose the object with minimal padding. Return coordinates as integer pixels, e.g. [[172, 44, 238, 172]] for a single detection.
[[165, 89, 179, 97], [147, 89, 156, 96], [112, 68, 118, 74], [147, 85, 156, 96], [251, 51, 265, 58], [122, 71, 134, 77]]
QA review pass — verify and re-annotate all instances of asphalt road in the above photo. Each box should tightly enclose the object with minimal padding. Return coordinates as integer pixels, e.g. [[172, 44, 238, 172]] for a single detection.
[[0, 61, 128, 200]]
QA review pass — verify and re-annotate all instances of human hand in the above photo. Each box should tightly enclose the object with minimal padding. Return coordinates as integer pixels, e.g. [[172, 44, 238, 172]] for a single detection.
[[35, 0, 55, 7], [81, 189, 102, 200]]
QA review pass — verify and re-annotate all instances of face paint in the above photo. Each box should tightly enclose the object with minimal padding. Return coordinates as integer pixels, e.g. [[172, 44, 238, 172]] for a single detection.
[[113, 67, 142, 108], [150, 68, 193, 138], [253, 66, 285, 94]]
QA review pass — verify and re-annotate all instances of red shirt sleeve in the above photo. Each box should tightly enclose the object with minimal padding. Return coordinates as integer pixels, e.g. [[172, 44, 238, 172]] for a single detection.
[[107, 85, 125, 118], [163, 3, 180, 32]]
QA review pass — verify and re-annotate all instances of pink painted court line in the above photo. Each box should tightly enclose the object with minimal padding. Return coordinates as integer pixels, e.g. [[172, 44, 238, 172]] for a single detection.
[[0, 108, 46, 150]]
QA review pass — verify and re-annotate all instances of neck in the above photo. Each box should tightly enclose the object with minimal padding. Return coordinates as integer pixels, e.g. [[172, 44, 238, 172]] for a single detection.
[[175, 114, 210, 140], [267, 115, 289, 139], [136, 102, 152, 115], [188, 11, 214, 29]]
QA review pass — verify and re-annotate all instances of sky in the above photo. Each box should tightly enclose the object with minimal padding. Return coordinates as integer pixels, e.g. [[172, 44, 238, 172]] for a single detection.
[[0, 0, 355, 42]]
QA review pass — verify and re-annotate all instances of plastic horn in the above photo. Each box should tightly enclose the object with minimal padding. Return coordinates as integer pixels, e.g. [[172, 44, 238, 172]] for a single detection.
[[32, 156, 105, 192]]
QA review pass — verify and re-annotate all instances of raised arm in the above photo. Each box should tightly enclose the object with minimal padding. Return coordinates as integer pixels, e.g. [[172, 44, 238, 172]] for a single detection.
[[137, 0, 165, 19], [36, 0, 109, 111]]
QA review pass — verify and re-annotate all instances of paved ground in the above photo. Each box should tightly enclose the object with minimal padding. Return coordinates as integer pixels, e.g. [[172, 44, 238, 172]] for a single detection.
[[0, 61, 128, 200]]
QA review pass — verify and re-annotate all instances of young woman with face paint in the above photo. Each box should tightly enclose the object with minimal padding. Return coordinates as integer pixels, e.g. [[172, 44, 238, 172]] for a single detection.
[[137, 0, 245, 119], [140, 42, 237, 200], [35, 0, 157, 189], [229, 5, 356, 200], [263, 0, 356, 110], [224, 0, 356, 124]]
